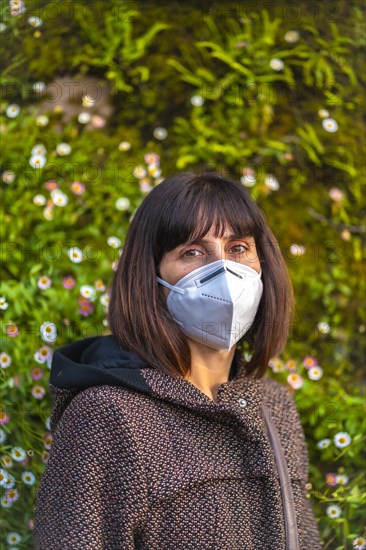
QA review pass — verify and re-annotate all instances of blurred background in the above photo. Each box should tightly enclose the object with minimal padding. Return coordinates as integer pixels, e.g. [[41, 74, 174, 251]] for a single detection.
[[1, 0, 365, 548]]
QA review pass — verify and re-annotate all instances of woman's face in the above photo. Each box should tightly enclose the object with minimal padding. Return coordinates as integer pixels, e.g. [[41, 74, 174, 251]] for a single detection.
[[158, 225, 261, 297]]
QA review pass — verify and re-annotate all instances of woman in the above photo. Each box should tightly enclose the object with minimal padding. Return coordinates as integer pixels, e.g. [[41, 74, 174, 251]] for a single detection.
[[33, 171, 322, 549]]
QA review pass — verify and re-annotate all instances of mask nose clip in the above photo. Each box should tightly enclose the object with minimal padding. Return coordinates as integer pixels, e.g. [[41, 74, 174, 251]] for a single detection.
[[199, 266, 226, 285]]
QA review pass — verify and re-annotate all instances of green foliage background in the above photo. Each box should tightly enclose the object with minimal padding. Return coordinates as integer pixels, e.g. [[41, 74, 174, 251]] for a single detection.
[[1, 0, 365, 548]]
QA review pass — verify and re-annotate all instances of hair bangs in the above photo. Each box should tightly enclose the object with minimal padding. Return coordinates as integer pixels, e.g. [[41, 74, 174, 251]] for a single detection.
[[155, 173, 262, 260]]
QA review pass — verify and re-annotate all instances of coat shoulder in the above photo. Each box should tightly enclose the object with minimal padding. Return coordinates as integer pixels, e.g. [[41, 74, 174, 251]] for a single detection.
[[260, 374, 303, 427], [261, 374, 295, 405]]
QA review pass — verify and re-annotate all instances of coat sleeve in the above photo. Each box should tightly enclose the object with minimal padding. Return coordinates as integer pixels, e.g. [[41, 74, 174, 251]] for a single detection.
[[33, 386, 149, 549]]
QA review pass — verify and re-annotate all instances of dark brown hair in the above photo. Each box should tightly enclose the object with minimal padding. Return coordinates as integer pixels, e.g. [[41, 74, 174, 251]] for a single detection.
[[108, 171, 294, 379]]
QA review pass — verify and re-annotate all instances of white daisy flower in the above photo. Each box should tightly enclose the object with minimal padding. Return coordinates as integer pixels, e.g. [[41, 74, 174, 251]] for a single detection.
[[10, 447, 26, 462], [36, 115, 49, 126], [100, 294, 110, 307], [33, 81, 46, 93], [7, 531, 21, 544], [290, 244, 306, 256], [318, 109, 329, 118], [264, 174, 280, 190], [68, 246, 83, 263], [32, 144, 47, 156], [335, 474, 349, 485], [40, 322, 57, 343], [118, 141, 131, 151], [37, 275, 51, 290], [43, 206, 54, 220], [147, 163, 161, 177], [0, 428, 7, 442], [28, 16, 42, 27], [0, 296, 8, 310], [1, 496, 12, 508], [269, 58, 284, 71], [56, 143, 71, 156], [0, 23, 7, 32], [191, 94, 205, 106], [322, 118, 338, 133], [353, 536, 366, 549], [82, 94, 96, 107], [326, 504, 342, 518], [284, 30, 300, 43], [0, 468, 9, 487], [268, 358, 285, 373], [50, 189, 68, 206], [21, 471, 36, 485], [115, 197, 130, 211], [4, 472, 15, 488], [45, 417, 51, 431], [133, 165, 147, 179], [107, 236, 121, 248], [10, 0, 26, 16], [29, 155, 46, 169], [334, 431, 352, 448], [317, 438, 331, 449], [6, 104, 20, 118], [317, 321, 330, 334], [80, 285, 96, 301], [153, 127, 168, 140], [2, 170, 15, 183], [33, 194, 47, 206], [78, 112, 91, 124], [308, 366, 323, 380], [287, 372, 303, 389], [0, 352, 11, 368], [240, 174, 256, 187], [34, 346, 51, 364]]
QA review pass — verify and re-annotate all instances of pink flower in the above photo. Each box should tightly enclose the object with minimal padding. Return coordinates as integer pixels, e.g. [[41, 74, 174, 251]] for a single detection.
[[5, 488, 19, 502], [34, 345, 52, 363], [6, 323, 19, 338], [329, 188, 344, 202], [45, 180, 59, 191], [11, 375, 21, 387], [30, 367, 44, 380], [140, 181, 153, 194], [78, 299, 94, 317], [32, 385, 46, 399], [326, 473, 338, 486], [287, 372, 303, 390], [71, 181, 85, 195], [28, 518, 35, 530], [144, 153, 160, 165], [303, 355, 318, 369], [0, 411, 9, 425], [90, 115, 106, 128], [63, 275, 76, 289]]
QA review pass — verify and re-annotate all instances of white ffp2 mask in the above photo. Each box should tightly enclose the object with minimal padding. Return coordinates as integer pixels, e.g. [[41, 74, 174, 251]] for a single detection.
[[157, 259, 263, 352]]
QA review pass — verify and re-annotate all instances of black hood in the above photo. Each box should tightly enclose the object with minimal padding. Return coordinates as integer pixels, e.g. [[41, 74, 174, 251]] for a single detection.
[[48, 334, 156, 431], [50, 334, 154, 395]]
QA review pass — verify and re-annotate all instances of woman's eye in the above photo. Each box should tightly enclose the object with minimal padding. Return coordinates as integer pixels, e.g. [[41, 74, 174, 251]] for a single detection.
[[183, 244, 248, 257], [229, 244, 248, 254], [183, 248, 203, 257]]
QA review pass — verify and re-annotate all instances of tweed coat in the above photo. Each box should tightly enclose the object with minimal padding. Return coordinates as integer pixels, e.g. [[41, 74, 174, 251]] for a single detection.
[[33, 334, 322, 550]]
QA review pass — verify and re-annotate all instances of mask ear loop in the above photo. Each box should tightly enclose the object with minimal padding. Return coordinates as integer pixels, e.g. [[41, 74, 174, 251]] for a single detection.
[[156, 277, 185, 295]]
